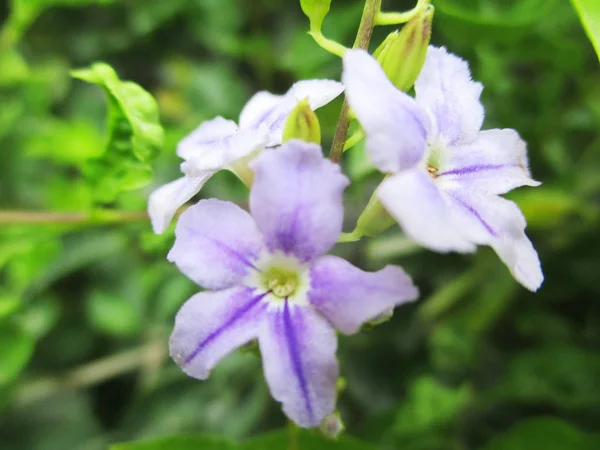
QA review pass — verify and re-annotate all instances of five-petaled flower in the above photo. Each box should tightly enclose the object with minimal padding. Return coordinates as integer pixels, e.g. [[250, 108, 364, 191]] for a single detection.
[[148, 80, 344, 234], [342, 46, 543, 291], [168, 140, 418, 427]]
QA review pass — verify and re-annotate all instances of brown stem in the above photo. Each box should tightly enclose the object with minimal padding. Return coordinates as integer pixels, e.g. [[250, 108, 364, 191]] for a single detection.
[[329, 0, 383, 163]]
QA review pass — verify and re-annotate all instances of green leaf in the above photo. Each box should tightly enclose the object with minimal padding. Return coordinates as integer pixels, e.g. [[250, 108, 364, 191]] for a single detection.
[[110, 435, 237, 450], [571, 0, 600, 59], [0, 322, 35, 385], [571, 0, 600, 61], [87, 290, 140, 337], [242, 429, 378, 450], [483, 417, 592, 450], [71, 62, 164, 202]]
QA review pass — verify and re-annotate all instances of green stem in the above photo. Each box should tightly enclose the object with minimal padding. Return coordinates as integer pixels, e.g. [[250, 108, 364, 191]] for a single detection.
[[375, 0, 430, 26], [0, 210, 150, 226], [288, 420, 299, 450], [329, 0, 383, 163], [309, 31, 348, 58]]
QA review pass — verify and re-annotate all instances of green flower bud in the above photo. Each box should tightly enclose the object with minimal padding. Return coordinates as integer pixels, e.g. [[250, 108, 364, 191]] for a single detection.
[[375, 5, 434, 92], [300, 0, 332, 33], [353, 184, 396, 238], [282, 98, 321, 145], [320, 412, 345, 439]]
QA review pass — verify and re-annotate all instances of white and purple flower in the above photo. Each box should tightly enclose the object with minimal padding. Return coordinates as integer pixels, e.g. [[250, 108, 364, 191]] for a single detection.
[[167, 140, 418, 427], [342, 46, 543, 291], [148, 80, 344, 234]]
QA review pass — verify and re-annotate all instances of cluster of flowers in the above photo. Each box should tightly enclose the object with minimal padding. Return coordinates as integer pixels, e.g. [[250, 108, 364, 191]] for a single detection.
[[148, 46, 543, 428]]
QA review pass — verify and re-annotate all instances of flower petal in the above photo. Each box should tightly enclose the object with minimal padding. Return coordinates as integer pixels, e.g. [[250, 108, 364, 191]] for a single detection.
[[259, 301, 338, 428], [238, 91, 283, 130], [378, 168, 476, 253], [444, 191, 543, 291], [170, 287, 268, 380], [342, 49, 430, 173], [180, 127, 267, 176], [249, 140, 349, 262], [309, 256, 419, 334], [435, 129, 540, 195], [168, 199, 265, 289], [415, 46, 484, 145], [177, 117, 239, 160], [148, 175, 210, 234]]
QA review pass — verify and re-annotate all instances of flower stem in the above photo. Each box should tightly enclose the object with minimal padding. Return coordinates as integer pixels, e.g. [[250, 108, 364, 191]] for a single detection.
[[14, 339, 167, 408], [309, 31, 348, 58], [329, 0, 382, 163], [375, 0, 430, 26], [287, 420, 299, 450]]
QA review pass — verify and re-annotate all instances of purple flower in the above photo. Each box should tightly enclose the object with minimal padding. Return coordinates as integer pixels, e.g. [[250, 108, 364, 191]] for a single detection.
[[342, 47, 543, 291], [148, 80, 344, 234], [168, 140, 418, 427]]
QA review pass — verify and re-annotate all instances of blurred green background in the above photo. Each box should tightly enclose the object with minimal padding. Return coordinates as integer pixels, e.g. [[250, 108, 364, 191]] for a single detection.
[[1, 0, 599, 449]]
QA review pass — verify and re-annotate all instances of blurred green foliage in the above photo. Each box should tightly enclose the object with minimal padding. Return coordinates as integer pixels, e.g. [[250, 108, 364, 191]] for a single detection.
[[0, 0, 599, 449]]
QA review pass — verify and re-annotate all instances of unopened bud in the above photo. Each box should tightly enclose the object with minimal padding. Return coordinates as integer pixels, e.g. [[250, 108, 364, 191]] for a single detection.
[[375, 5, 434, 92], [282, 98, 321, 145], [300, 0, 332, 33], [320, 412, 345, 439], [353, 186, 396, 238]]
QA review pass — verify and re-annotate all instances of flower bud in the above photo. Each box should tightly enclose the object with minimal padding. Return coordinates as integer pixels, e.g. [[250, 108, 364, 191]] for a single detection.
[[282, 98, 321, 145], [374, 5, 434, 92], [353, 186, 396, 238], [319, 411, 345, 439], [300, 0, 332, 33]]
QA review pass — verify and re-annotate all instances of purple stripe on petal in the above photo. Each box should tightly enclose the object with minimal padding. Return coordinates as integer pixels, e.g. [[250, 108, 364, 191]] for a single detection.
[[250, 142, 348, 262], [201, 236, 261, 273], [170, 287, 267, 380], [436, 163, 517, 178], [283, 299, 314, 423], [185, 291, 269, 364], [168, 200, 265, 290], [259, 303, 338, 427], [448, 192, 498, 237]]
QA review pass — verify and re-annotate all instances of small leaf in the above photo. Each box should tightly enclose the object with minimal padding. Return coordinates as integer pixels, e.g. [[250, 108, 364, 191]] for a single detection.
[[71, 62, 164, 202], [571, 0, 600, 61], [0, 322, 35, 385], [110, 435, 237, 450]]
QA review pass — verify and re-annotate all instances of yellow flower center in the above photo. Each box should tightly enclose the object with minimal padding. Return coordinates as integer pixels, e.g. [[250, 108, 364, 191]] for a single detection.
[[262, 267, 299, 298]]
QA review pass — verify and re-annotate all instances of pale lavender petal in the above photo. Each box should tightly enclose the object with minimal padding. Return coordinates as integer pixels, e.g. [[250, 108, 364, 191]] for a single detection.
[[309, 256, 418, 334], [168, 199, 265, 289], [238, 91, 283, 130], [415, 46, 484, 145], [180, 127, 267, 176], [444, 191, 543, 291], [170, 286, 268, 380], [435, 129, 540, 195], [249, 141, 349, 262], [177, 117, 239, 160], [342, 49, 430, 173], [148, 174, 210, 234], [259, 301, 338, 428], [260, 80, 344, 146], [378, 169, 476, 253]]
